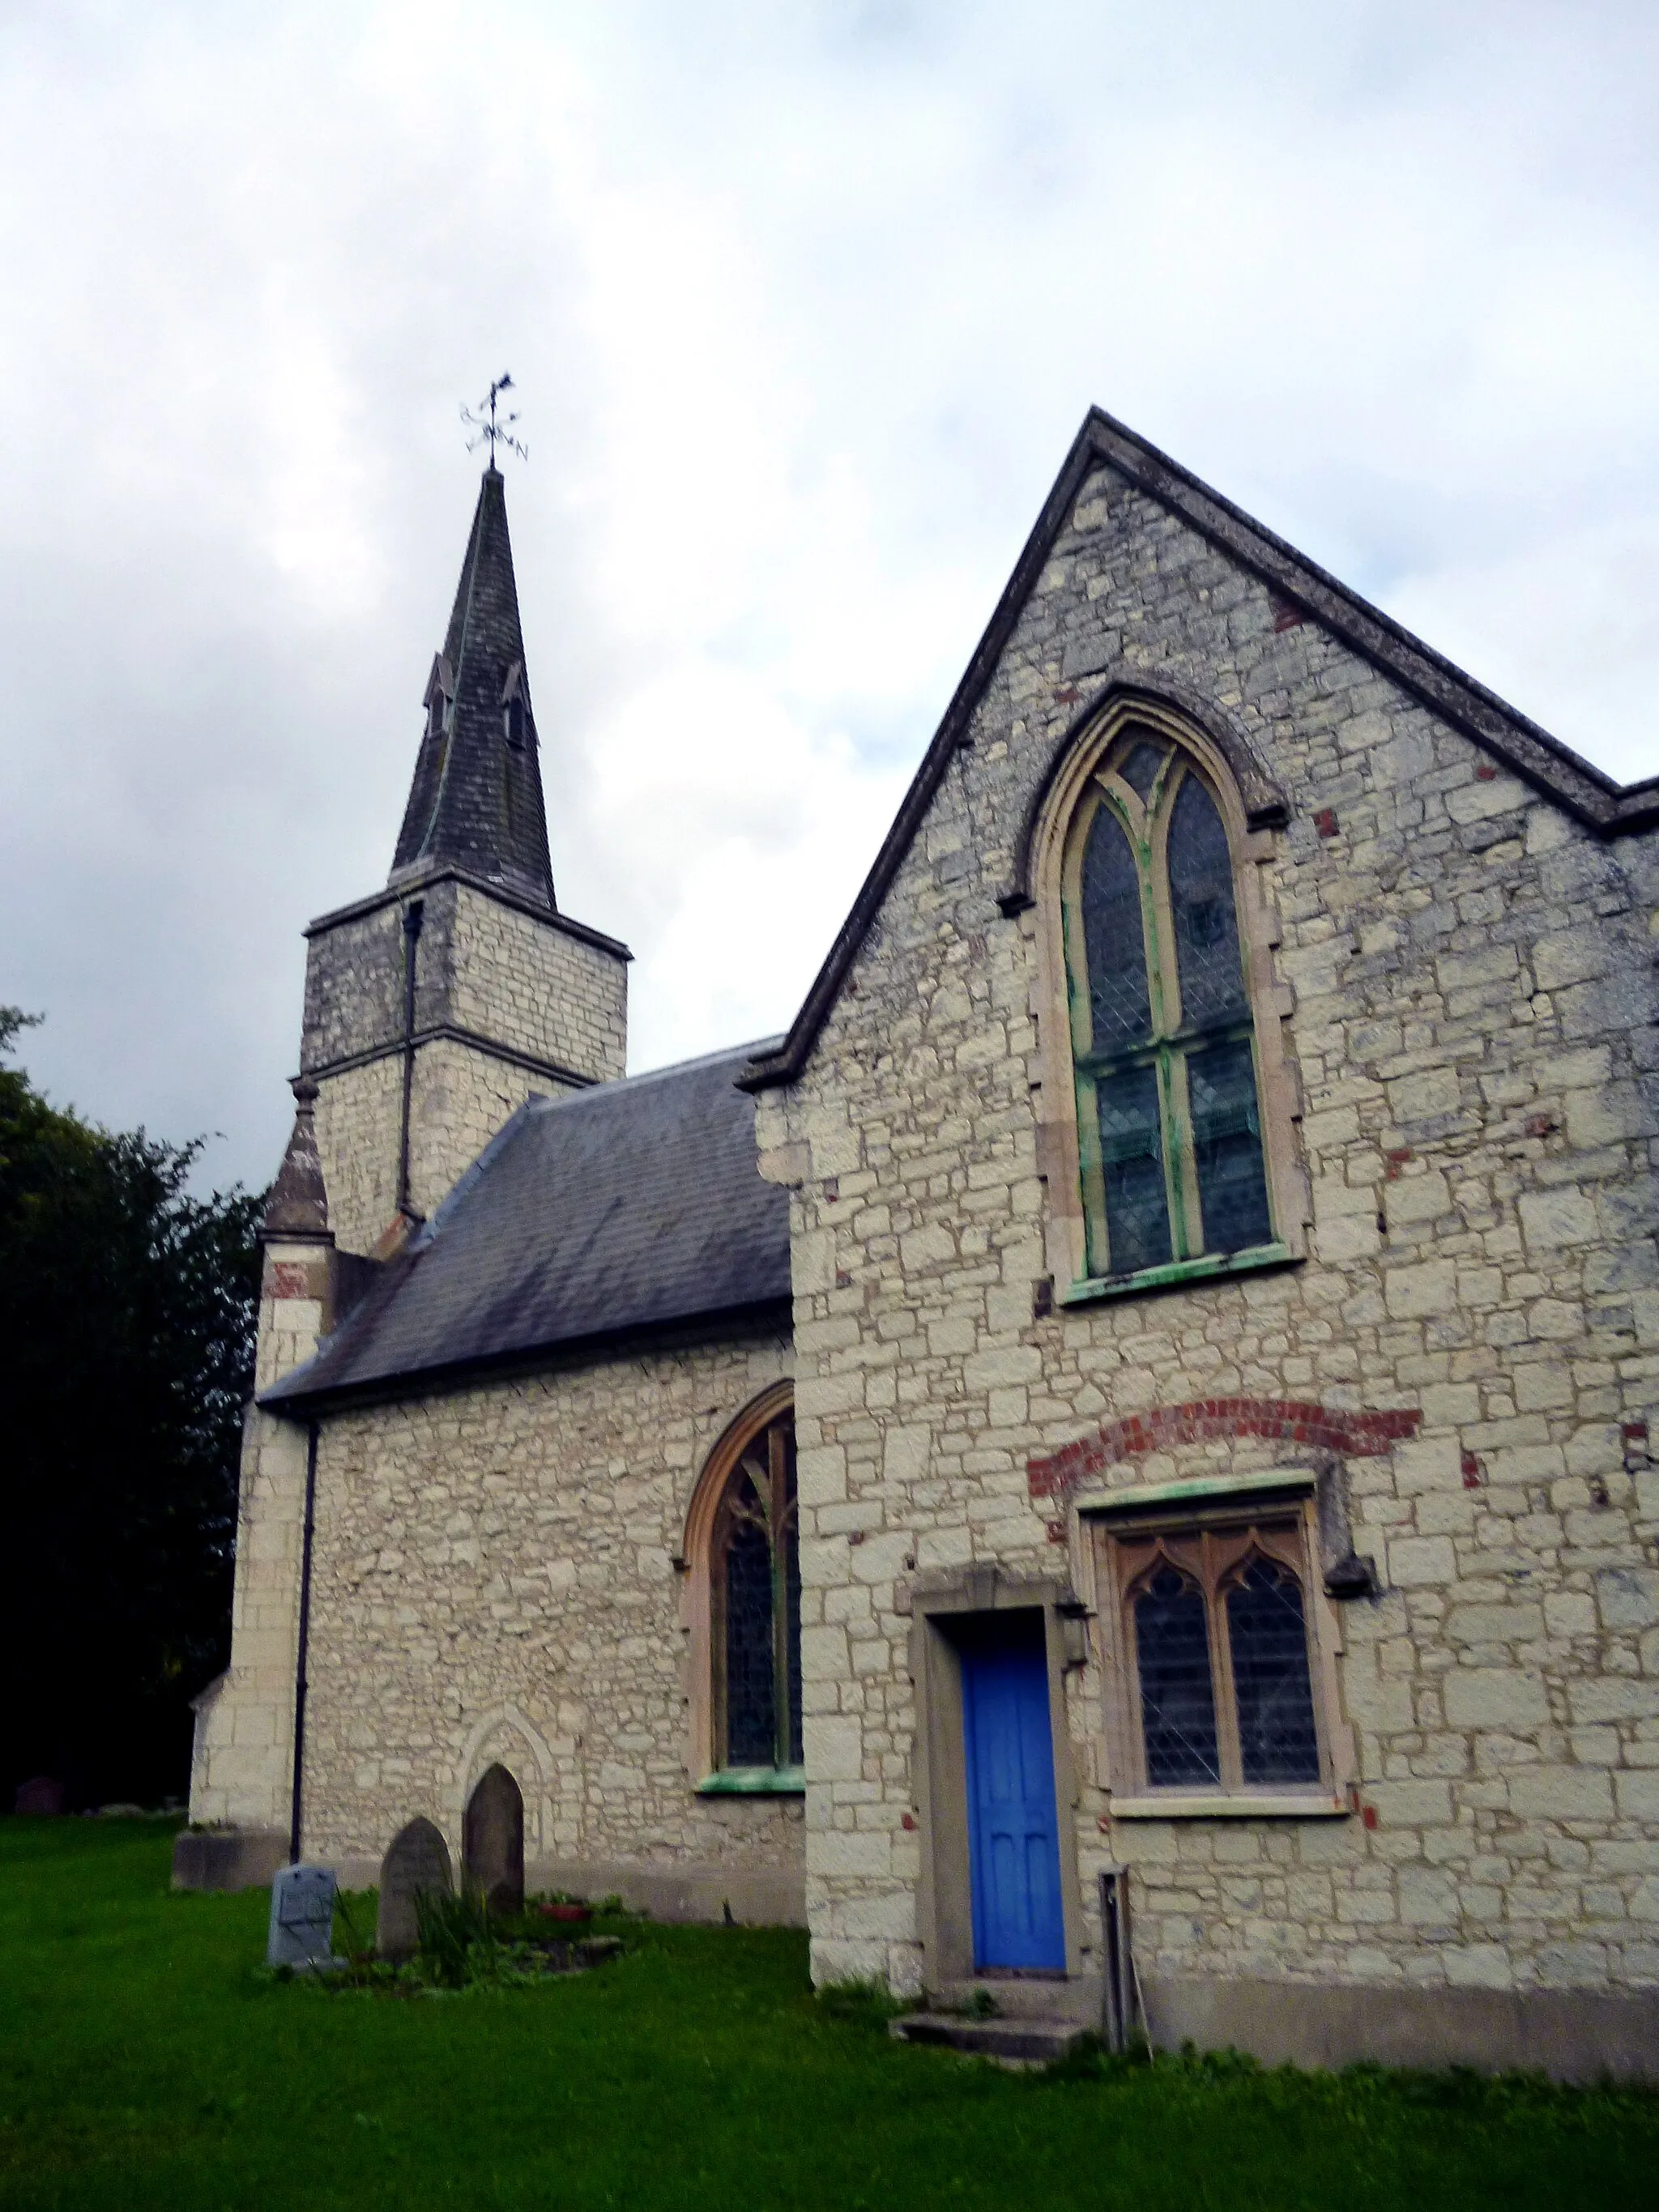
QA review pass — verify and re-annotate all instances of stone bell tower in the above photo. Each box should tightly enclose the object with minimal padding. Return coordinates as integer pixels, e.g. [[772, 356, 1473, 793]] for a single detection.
[[184, 468, 632, 1856], [299, 464, 629, 1254]]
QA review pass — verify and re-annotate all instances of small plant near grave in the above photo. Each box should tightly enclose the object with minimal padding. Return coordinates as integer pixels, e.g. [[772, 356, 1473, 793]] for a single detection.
[[415, 1885, 499, 1988], [291, 1884, 626, 1997]]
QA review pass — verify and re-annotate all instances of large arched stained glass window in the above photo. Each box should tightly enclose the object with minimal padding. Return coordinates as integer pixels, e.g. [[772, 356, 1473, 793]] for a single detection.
[[1064, 734, 1274, 1282], [710, 1409, 802, 1775]]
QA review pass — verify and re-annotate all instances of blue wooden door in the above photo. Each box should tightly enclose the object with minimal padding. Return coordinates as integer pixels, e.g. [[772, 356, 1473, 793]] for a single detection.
[[961, 1622, 1065, 1971]]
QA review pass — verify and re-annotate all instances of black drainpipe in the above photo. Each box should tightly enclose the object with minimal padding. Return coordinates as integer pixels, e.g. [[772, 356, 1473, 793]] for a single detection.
[[288, 1418, 321, 1865], [396, 897, 425, 1217]]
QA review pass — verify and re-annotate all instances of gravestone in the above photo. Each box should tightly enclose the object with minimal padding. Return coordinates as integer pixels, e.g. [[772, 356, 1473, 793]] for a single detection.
[[14, 1776, 64, 1815], [376, 1816, 453, 1959], [267, 1864, 339, 1971], [463, 1764, 525, 1919]]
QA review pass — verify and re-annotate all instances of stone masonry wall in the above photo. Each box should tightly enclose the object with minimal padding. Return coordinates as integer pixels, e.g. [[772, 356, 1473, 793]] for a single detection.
[[449, 883, 627, 1086], [297, 1326, 800, 1889], [755, 458, 1659, 2001], [302, 871, 628, 1251]]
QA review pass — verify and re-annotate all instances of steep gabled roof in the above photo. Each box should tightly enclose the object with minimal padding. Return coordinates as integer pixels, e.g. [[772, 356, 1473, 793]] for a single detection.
[[741, 405, 1659, 1094], [391, 467, 557, 908], [262, 1041, 790, 1411]]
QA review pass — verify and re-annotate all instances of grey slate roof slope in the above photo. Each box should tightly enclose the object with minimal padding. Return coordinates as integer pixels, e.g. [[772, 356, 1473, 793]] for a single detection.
[[264, 1041, 790, 1410], [391, 467, 557, 908]]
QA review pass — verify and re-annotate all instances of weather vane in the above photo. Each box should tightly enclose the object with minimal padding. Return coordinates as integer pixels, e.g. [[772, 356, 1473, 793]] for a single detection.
[[461, 373, 527, 467]]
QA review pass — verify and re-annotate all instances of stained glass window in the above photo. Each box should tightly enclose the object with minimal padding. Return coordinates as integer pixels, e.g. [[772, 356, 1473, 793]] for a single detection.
[[1169, 775, 1247, 1029], [1188, 1042, 1272, 1254], [1065, 733, 1274, 1278], [1080, 805, 1149, 1055], [713, 1412, 800, 1773], [1111, 1519, 1326, 1798], [724, 1508, 778, 1766], [1096, 1067, 1171, 1273], [1226, 1559, 1321, 1786], [1134, 1566, 1221, 1786]]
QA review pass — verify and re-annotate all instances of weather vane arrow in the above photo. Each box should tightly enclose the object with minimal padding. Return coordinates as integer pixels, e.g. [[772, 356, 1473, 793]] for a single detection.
[[461, 373, 527, 467]]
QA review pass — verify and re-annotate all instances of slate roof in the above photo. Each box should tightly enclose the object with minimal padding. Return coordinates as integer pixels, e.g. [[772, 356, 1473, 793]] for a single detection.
[[263, 1042, 790, 1410], [740, 404, 1659, 1094], [391, 467, 557, 908]]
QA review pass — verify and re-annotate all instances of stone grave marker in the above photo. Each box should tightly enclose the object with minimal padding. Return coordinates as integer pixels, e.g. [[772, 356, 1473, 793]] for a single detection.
[[267, 1864, 339, 1971], [463, 1765, 524, 1919], [377, 1816, 453, 1959], [14, 1776, 64, 1815]]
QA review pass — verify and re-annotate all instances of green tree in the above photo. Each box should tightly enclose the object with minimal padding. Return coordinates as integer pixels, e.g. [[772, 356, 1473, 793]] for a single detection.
[[0, 1010, 262, 1808]]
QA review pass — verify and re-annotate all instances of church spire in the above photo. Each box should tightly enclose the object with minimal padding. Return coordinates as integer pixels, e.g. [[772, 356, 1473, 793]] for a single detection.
[[391, 467, 556, 908]]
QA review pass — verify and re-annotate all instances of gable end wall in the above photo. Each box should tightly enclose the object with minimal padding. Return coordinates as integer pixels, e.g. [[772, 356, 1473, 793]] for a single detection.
[[755, 458, 1659, 2010]]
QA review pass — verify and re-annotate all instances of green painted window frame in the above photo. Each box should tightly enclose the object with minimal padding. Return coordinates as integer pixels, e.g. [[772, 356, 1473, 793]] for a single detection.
[[695, 1766, 806, 1796], [1060, 1239, 1295, 1306], [1062, 741, 1275, 1287]]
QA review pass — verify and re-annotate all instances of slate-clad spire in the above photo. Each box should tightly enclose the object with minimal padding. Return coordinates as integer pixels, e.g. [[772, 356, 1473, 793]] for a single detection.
[[391, 467, 556, 907]]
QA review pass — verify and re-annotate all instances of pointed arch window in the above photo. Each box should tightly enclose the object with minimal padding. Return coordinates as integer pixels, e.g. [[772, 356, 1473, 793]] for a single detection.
[[683, 1385, 804, 1794], [1062, 732, 1281, 1287]]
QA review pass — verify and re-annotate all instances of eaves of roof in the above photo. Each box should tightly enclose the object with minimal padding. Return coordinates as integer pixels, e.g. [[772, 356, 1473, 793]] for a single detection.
[[259, 1293, 793, 1418], [740, 404, 1659, 1095]]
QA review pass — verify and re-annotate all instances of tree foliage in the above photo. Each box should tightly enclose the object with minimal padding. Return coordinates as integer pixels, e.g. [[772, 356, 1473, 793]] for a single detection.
[[0, 1010, 262, 1807]]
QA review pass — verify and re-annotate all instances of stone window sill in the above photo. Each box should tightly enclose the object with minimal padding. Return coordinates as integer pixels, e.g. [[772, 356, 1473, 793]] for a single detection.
[[1110, 1790, 1349, 1820], [695, 1767, 806, 1796], [1060, 1242, 1296, 1306]]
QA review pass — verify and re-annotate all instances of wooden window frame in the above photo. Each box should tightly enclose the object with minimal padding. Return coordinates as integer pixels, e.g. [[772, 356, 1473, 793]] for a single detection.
[[680, 1381, 804, 1796], [1085, 1490, 1351, 1818], [1029, 700, 1306, 1304]]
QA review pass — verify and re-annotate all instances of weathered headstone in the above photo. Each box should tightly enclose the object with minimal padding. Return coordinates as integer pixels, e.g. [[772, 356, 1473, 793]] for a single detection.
[[376, 1816, 453, 1959], [14, 1776, 64, 1815], [267, 1864, 339, 1971], [463, 1764, 524, 1919]]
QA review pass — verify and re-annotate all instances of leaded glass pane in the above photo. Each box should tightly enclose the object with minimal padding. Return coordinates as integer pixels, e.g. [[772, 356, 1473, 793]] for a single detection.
[[786, 1523, 803, 1764], [1188, 1039, 1272, 1254], [1226, 1559, 1321, 1785], [724, 1515, 775, 1767], [1080, 803, 1150, 1055], [1120, 739, 1165, 802], [1097, 1065, 1171, 1273], [1169, 774, 1247, 1031], [1134, 1566, 1221, 1787]]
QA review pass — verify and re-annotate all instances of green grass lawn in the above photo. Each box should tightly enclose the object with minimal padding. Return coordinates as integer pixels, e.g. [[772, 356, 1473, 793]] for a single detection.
[[2, 1818, 1656, 2211]]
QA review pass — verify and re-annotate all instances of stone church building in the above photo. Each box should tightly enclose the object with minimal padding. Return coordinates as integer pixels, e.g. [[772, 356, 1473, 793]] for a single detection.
[[187, 409, 1659, 2074]]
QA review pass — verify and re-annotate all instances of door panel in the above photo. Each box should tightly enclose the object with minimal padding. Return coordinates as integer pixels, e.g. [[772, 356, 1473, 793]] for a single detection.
[[960, 1619, 1065, 1971]]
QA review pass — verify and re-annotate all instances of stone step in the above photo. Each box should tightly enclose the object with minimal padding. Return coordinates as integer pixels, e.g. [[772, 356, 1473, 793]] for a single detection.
[[931, 1975, 1101, 2023], [890, 2010, 1094, 2065]]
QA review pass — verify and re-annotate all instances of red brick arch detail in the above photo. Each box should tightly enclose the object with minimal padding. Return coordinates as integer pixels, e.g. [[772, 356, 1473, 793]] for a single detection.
[[1027, 1398, 1421, 1503]]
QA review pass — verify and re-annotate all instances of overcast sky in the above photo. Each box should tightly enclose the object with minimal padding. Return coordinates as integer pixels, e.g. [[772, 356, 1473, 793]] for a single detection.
[[2, 0, 1657, 1194]]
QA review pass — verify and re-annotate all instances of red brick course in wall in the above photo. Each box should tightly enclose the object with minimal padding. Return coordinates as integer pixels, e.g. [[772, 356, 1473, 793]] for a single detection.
[[1027, 1397, 1422, 1504]]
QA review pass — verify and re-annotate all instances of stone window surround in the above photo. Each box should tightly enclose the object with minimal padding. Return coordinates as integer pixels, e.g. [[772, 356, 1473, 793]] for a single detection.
[[679, 1379, 804, 1796], [1025, 689, 1310, 1306], [906, 1564, 1089, 1988], [1076, 1469, 1358, 1820]]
